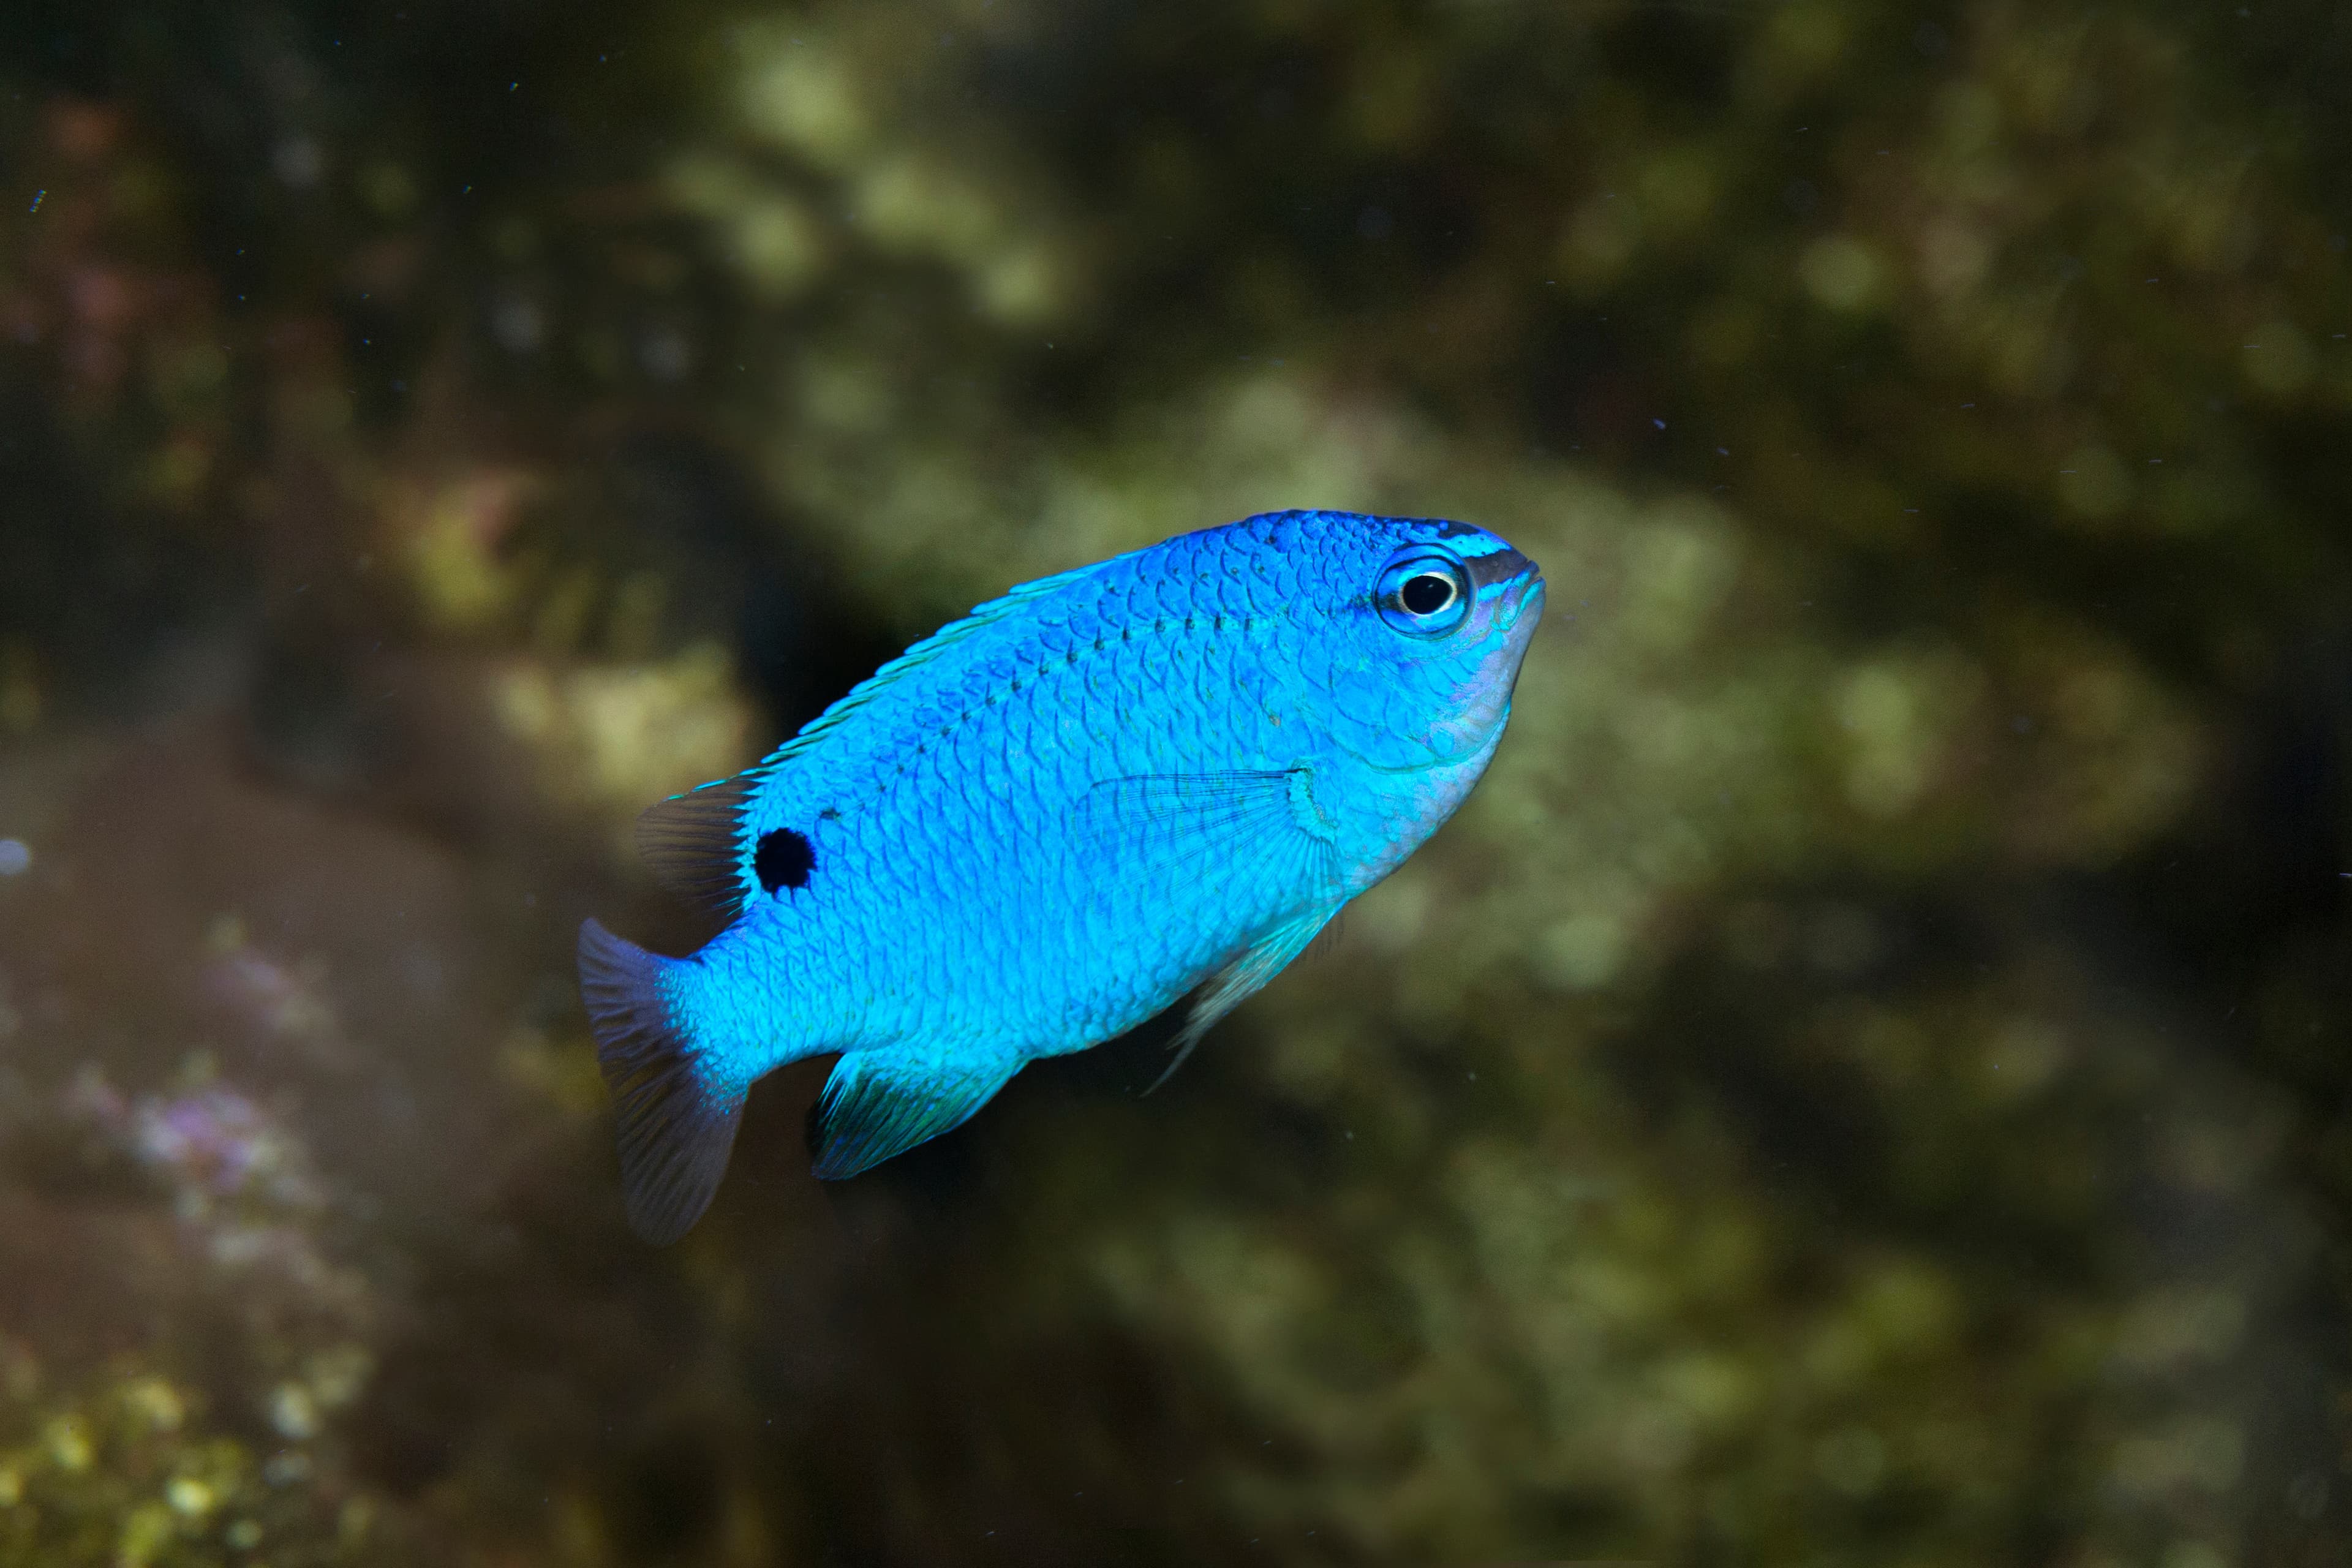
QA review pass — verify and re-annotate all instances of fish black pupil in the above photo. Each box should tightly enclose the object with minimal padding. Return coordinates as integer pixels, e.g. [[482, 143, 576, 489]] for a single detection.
[[755, 827, 816, 894], [1402, 573, 1455, 615]]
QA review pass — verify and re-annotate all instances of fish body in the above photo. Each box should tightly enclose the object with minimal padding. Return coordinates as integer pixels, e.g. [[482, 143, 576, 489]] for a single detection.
[[580, 509, 1544, 1240]]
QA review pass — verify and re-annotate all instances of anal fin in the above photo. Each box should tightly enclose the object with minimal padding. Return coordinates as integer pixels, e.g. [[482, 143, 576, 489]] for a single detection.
[[809, 1050, 1021, 1179]]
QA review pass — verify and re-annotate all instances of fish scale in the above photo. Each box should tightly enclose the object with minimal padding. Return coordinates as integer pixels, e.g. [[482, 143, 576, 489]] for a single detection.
[[579, 508, 1545, 1242]]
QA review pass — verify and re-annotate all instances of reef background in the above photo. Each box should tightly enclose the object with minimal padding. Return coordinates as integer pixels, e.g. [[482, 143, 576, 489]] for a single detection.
[[4, 2, 2351, 1564]]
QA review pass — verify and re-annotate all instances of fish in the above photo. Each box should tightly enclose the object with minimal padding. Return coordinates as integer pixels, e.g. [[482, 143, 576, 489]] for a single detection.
[[579, 508, 1545, 1242]]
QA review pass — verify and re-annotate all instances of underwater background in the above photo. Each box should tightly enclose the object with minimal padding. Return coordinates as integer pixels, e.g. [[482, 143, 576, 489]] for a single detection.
[[4, 1, 2351, 1563]]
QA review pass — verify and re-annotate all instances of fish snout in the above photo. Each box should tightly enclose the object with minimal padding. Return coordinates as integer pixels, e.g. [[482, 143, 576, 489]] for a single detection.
[[1471, 547, 1545, 642]]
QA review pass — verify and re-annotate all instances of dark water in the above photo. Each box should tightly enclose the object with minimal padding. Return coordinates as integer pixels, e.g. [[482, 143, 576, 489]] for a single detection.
[[3, 1, 2351, 1563]]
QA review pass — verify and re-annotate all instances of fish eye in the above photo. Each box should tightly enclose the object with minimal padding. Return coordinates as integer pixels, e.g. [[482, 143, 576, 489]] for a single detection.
[[1375, 551, 1471, 637], [1401, 573, 1455, 615]]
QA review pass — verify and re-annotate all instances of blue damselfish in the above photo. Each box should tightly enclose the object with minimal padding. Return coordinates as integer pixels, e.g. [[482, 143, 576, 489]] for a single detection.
[[579, 509, 1545, 1241]]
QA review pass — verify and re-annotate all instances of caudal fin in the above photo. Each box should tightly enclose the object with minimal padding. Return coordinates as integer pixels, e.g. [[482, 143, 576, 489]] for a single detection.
[[578, 918, 743, 1244]]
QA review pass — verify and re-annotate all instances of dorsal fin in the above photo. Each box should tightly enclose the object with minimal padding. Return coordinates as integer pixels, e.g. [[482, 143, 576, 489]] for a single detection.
[[635, 772, 756, 917], [635, 554, 1117, 919], [753, 556, 1115, 771]]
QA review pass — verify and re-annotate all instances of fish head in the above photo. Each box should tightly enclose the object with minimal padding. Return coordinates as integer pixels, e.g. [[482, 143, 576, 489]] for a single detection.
[[1311, 514, 1545, 774]]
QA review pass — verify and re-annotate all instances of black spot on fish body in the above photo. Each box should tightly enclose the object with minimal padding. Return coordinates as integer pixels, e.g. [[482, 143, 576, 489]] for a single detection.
[[818, 807, 841, 821], [756, 827, 815, 893]]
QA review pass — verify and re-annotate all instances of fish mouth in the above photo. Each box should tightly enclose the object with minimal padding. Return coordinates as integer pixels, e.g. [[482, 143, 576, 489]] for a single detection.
[[1467, 546, 1545, 642], [1502, 575, 1545, 640]]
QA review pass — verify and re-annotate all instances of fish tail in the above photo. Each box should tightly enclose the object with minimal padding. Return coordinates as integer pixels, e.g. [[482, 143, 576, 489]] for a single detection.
[[578, 918, 744, 1245]]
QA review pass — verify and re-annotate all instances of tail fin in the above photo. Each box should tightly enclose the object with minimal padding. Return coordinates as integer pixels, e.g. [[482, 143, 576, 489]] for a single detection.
[[578, 919, 743, 1244]]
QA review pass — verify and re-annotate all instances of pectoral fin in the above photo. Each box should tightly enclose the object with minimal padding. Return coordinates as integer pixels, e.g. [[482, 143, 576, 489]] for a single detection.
[[1074, 769, 1348, 937], [808, 1050, 1022, 1179], [1077, 769, 1349, 1092], [1077, 769, 1338, 884]]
